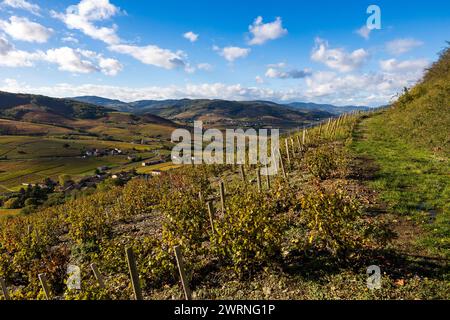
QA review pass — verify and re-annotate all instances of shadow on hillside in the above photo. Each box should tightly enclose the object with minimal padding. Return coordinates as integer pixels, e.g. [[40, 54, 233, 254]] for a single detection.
[[281, 247, 449, 283]]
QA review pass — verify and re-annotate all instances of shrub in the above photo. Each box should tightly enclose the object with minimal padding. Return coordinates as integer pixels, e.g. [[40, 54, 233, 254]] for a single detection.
[[24, 198, 38, 206], [4, 197, 20, 209], [304, 144, 348, 180], [211, 189, 284, 277], [298, 185, 367, 257]]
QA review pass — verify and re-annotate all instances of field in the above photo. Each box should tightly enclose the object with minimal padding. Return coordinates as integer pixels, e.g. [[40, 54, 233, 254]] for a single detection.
[[0, 135, 172, 192]]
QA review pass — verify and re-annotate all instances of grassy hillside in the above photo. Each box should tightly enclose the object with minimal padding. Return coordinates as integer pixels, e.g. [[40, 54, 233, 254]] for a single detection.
[[352, 46, 450, 258], [140, 99, 332, 128], [0, 91, 111, 121], [72, 97, 334, 129], [373, 46, 450, 154]]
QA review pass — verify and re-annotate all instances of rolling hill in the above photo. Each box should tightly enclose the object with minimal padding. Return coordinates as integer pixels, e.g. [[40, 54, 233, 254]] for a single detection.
[[0, 91, 182, 141], [71, 97, 334, 128], [287, 102, 370, 115], [72, 96, 368, 116], [0, 91, 112, 122]]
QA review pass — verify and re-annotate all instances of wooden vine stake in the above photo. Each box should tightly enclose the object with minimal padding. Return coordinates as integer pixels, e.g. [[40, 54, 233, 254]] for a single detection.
[[125, 247, 143, 300], [90, 263, 105, 289], [264, 162, 271, 189], [284, 139, 291, 167], [206, 201, 215, 234], [38, 273, 51, 300], [219, 181, 226, 215], [256, 168, 262, 193], [239, 165, 246, 183], [290, 138, 295, 157], [296, 136, 302, 154], [0, 278, 10, 300], [279, 150, 287, 179], [174, 246, 192, 300]]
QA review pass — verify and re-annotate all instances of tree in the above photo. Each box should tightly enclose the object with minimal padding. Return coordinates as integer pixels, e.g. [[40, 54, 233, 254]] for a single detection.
[[59, 174, 72, 186]]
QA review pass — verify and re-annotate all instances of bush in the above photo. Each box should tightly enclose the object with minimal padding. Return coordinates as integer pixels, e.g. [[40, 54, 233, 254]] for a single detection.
[[211, 189, 284, 277], [24, 198, 38, 206], [298, 185, 367, 257], [304, 144, 348, 180], [4, 197, 20, 209]]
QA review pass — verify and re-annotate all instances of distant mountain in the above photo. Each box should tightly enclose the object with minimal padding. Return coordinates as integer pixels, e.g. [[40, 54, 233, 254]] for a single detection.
[[70, 95, 130, 110], [286, 102, 370, 115], [0, 91, 183, 140], [0, 91, 112, 124], [70, 96, 334, 128]]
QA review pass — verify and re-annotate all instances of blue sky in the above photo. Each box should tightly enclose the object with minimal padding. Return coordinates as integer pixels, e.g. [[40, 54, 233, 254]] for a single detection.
[[0, 0, 449, 106]]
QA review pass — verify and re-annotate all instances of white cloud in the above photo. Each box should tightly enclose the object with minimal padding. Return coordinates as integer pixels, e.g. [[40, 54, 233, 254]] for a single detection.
[[97, 56, 122, 76], [0, 35, 121, 75], [109, 44, 186, 69], [248, 16, 287, 45], [267, 62, 286, 68], [356, 25, 371, 40], [52, 0, 121, 45], [197, 63, 212, 71], [43, 47, 123, 76], [255, 75, 264, 84], [265, 66, 311, 79], [0, 34, 41, 66], [44, 47, 98, 74], [62, 35, 79, 43], [53, 0, 192, 72], [385, 38, 424, 55], [183, 31, 198, 42], [214, 45, 251, 62], [0, 16, 53, 43], [0, 62, 428, 107], [311, 38, 369, 72], [1, 0, 40, 16], [379, 58, 428, 73]]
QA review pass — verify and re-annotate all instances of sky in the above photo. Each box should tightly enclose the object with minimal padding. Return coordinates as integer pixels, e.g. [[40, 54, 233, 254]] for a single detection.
[[0, 0, 449, 107]]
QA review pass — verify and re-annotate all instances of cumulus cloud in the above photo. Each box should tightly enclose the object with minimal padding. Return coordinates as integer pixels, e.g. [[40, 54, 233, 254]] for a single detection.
[[255, 75, 264, 84], [248, 16, 287, 45], [51, 0, 121, 45], [43, 47, 123, 75], [214, 45, 251, 62], [0, 58, 428, 107], [0, 34, 41, 66], [265, 66, 311, 79], [355, 25, 371, 40], [311, 38, 369, 72], [1, 0, 40, 16], [0, 16, 53, 43], [0, 35, 122, 75], [62, 35, 79, 43], [183, 31, 198, 42], [109, 44, 186, 70], [385, 38, 424, 55], [197, 63, 212, 71], [44, 47, 98, 73], [379, 58, 428, 73], [53, 0, 192, 72]]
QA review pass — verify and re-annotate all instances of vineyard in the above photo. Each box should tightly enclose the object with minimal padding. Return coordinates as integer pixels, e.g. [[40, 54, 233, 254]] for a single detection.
[[0, 111, 448, 300]]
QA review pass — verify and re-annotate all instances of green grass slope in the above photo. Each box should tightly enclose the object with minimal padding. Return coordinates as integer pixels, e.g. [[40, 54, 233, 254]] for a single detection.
[[352, 46, 450, 258], [376, 46, 450, 154]]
